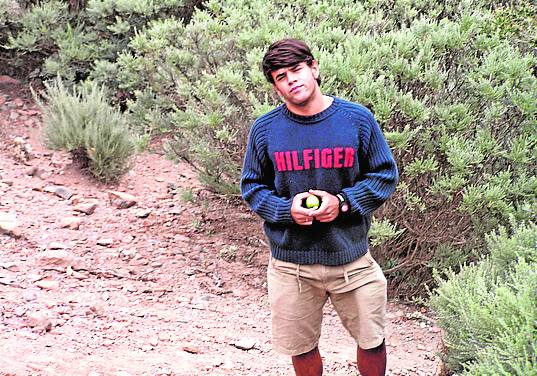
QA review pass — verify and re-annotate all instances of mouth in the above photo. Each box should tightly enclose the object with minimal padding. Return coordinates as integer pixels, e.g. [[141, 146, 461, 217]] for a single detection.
[[290, 85, 303, 93]]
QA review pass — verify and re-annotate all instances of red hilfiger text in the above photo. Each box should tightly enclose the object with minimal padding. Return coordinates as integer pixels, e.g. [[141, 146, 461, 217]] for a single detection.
[[273, 147, 355, 172]]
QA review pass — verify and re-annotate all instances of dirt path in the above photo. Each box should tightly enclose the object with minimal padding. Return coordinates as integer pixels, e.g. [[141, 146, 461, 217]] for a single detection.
[[0, 79, 443, 376]]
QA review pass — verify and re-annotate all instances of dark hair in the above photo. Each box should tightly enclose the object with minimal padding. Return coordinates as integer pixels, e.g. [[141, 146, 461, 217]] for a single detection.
[[262, 38, 321, 86]]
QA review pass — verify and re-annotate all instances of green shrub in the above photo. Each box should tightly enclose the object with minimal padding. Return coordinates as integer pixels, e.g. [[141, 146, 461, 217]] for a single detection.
[[429, 222, 537, 374], [37, 77, 134, 181], [6, 0, 537, 295], [4, 0, 204, 82], [113, 0, 536, 294]]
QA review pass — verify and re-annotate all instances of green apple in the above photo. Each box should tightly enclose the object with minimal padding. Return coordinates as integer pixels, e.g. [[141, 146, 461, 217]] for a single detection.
[[305, 194, 320, 209]]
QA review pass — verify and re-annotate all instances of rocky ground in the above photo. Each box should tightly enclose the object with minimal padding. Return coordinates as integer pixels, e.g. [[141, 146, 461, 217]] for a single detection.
[[0, 76, 444, 376]]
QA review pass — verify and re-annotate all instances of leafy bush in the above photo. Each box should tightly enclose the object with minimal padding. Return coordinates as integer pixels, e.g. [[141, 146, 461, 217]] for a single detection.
[[5, 0, 537, 294], [37, 77, 134, 181], [111, 0, 536, 293], [3, 0, 204, 82], [429, 222, 537, 374]]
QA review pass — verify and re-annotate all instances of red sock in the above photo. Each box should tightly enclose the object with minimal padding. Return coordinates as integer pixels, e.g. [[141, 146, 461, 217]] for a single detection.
[[357, 340, 387, 376], [292, 346, 323, 376]]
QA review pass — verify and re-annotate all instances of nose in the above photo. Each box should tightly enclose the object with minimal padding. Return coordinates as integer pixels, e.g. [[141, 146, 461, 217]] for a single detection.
[[286, 71, 298, 85]]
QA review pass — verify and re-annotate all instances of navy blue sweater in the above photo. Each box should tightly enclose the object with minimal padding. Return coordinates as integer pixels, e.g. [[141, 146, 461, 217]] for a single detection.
[[241, 96, 398, 266]]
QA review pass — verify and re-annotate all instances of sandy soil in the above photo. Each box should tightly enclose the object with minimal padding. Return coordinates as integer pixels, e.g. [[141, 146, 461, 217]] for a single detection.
[[0, 78, 444, 376]]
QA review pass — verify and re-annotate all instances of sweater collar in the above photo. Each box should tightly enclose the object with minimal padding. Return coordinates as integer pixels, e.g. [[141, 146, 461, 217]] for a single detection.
[[282, 96, 339, 124]]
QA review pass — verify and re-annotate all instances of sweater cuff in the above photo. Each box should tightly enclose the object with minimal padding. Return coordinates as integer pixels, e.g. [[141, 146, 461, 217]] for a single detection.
[[276, 199, 294, 224]]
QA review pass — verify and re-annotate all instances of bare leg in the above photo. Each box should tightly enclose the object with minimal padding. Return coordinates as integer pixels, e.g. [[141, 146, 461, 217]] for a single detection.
[[292, 346, 323, 376], [357, 340, 386, 376]]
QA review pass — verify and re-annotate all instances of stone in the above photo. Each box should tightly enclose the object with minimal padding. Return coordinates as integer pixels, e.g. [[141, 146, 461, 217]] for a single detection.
[[73, 201, 98, 215], [43, 185, 74, 200], [9, 111, 19, 121], [26, 310, 52, 331], [46, 242, 70, 250], [182, 345, 200, 354], [39, 249, 75, 268], [0, 261, 19, 272], [0, 212, 21, 238], [14, 98, 24, 107], [14, 306, 27, 317], [22, 290, 38, 302], [107, 190, 137, 209], [96, 238, 113, 247], [34, 279, 60, 290], [0, 76, 21, 85], [158, 332, 172, 342], [60, 216, 82, 230], [231, 338, 257, 351], [430, 326, 442, 333], [134, 208, 152, 218]]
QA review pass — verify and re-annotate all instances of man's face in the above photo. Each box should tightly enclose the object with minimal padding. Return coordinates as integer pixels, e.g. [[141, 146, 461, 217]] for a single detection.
[[270, 61, 320, 107]]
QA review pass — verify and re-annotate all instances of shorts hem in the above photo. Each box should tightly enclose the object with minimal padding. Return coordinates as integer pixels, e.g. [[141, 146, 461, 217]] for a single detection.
[[273, 342, 319, 356], [358, 336, 385, 350]]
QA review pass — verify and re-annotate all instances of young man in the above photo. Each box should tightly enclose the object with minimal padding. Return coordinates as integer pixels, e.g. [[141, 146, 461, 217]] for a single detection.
[[241, 39, 398, 376]]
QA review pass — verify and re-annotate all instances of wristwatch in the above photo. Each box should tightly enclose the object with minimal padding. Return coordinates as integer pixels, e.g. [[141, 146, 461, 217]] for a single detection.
[[336, 193, 349, 213]]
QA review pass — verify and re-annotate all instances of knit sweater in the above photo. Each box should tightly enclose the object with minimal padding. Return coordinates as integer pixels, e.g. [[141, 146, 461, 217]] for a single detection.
[[240, 96, 398, 266]]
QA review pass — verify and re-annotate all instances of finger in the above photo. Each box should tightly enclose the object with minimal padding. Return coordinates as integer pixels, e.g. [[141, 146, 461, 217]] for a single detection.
[[308, 189, 328, 197], [296, 191, 312, 199], [310, 203, 330, 216]]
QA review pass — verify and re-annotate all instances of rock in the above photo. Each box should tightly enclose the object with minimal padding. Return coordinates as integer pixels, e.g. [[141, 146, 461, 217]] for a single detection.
[[60, 216, 82, 230], [13, 136, 32, 161], [25, 166, 38, 176], [0, 212, 21, 238], [0, 261, 19, 272], [22, 290, 38, 302], [231, 338, 257, 351], [39, 249, 75, 268], [14, 306, 27, 317], [26, 310, 52, 331], [43, 185, 74, 200], [46, 242, 70, 250], [88, 301, 105, 316], [107, 190, 137, 209], [222, 358, 235, 370], [169, 206, 184, 215], [134, 208, 152, 218], [14, 98, 24, 107], [34, 279, 60, 290], [0, 277, 16, 286], [430, 326, 442, 333], [73, 201, 98, 215], [182, 345, 200, 354], [0, 76, 21, 85], [158, 332, 172, 342], [96, 238, 113, 247]]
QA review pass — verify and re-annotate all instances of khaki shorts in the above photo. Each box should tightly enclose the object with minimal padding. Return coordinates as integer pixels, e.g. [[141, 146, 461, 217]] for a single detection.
[[267, 251, 387, 356]]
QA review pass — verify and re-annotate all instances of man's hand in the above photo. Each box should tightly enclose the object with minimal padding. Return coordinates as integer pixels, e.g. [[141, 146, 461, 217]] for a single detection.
[[291, 192, 315, 225], [309, 189, 340, 222]]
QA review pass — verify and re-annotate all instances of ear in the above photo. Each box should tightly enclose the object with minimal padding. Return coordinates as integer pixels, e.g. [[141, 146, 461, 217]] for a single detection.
[[311, 60, 320, 80], [273, 85, 283, 98]]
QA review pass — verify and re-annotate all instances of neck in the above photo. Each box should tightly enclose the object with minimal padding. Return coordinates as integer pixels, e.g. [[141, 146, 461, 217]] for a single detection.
[[286, 90, 333, 117]]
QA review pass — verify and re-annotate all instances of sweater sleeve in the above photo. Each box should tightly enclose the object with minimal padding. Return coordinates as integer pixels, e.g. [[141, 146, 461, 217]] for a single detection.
[[240, 121, 294, 224], [341, 110, 398, 217]]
